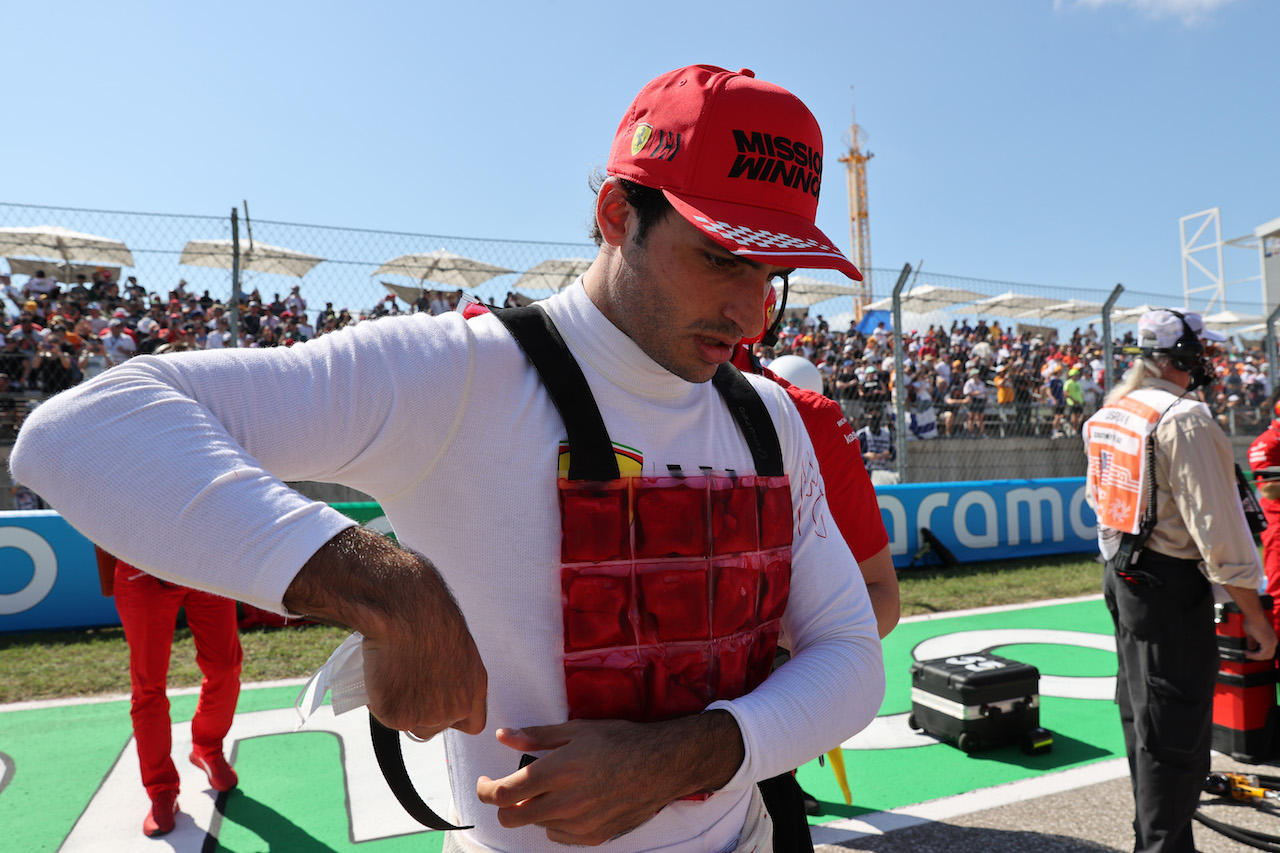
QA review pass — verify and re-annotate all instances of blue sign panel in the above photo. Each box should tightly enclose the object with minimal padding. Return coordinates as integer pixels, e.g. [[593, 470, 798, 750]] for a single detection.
[[877, 477, 1098, 568], [1, 511, 120, 633]]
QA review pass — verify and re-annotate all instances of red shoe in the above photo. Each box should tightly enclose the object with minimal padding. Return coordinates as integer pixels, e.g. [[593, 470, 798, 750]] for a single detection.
[[190, 751, 238, 792], [143, 794, 178, 837]]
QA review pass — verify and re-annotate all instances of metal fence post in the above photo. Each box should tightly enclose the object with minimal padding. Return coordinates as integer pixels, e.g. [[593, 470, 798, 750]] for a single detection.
[[1102, 283, 1123, 400], [891, 263, 913, 483], [229, 208, 241, 348]]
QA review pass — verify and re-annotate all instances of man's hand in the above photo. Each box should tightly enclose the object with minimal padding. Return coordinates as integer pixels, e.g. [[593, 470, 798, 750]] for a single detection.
[[1224, 584, 1278, 662], [1257, 480, 1280, 501], [1241, 610, 1278, 662], [476, 712, 744, 846], [284, 526, 488, 738]]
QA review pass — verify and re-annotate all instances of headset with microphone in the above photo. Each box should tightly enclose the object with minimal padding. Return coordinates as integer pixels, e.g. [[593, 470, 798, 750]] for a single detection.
[[1122, 309, 1211, 391], [740, 276, 789, 349]]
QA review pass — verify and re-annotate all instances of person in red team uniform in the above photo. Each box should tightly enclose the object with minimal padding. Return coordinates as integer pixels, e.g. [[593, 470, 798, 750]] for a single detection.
[[732, 292, 898, 850], [1247, 394, 1280, 629], [733, 341, 896, 634], [96, 546, 244, 837]]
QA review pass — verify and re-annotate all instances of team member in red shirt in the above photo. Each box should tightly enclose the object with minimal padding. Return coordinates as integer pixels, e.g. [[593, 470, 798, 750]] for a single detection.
[[1247, 395, 1280, 628], [733, 288, 897, 636]]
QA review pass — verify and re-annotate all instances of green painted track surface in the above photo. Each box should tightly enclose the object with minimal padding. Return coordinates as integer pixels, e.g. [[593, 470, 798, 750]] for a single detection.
[[0, 596, 1122, 852]]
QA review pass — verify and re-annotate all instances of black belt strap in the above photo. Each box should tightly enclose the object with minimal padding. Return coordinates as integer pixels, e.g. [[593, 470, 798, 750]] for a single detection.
[[372, 303, 783, 831], [369, 714, 472, 831]]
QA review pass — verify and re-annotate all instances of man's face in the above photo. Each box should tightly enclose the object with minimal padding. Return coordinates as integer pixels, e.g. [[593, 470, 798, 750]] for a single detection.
[[595, 206, 790, 383]]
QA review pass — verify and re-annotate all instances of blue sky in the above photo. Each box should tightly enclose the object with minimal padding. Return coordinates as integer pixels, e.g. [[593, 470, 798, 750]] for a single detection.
[[3, 0, 1277, 314]]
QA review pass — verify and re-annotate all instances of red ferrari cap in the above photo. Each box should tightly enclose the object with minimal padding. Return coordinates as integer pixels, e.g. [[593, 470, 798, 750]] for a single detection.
[[607, 65, 862, 281]]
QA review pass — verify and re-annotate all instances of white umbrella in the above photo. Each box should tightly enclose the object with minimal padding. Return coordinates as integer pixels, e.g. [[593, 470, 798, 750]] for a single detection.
[[381, 281, 432, 306], [784, 274, 858, 307], [0, 225, 135, 271], [6, 257, 122, 283], [180, 239, 324, 278], [1109, 304, 1161, 323], [510, 258, 593, 292], [863, 283, 984, 314], [372, 249, 512, 289], [1200, 309, 1265, 329], [970, 290, 1060, 318], [1019, 298, 1104, 321]]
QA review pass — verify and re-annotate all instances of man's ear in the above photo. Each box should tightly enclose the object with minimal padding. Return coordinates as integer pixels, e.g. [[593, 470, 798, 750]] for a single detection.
[[595, 179, 635, 248]]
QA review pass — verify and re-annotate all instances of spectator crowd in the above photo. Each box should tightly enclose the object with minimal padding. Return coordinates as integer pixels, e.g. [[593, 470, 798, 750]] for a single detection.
[[1, 267, 1271, 450], [0, 267, 501, 441], [754, 311, 1272, 444]]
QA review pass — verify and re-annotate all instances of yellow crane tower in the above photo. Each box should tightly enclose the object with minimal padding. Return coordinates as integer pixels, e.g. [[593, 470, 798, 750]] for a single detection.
[[839, 90, 873, 318]]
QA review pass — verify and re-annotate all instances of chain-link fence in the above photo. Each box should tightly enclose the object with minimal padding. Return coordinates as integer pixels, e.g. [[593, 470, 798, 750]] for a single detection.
[[809, 268, 1271, 484], [2, 201, 1271, 485]]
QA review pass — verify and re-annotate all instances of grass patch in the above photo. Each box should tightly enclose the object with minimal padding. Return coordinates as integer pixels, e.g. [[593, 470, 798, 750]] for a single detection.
[[897, 552, 1104, 618], [2, 552, 1107, 704], [0, 621, 350, 705]]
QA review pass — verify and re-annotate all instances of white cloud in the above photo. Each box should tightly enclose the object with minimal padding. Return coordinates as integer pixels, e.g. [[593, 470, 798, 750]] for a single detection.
[[1055, 0, 1238, 26]]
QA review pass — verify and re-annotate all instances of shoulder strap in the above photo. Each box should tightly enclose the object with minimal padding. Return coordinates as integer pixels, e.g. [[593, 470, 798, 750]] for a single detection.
[[491, 306, 619, 481], [493, 306, 785, 479], [712, 363, 784, 477]]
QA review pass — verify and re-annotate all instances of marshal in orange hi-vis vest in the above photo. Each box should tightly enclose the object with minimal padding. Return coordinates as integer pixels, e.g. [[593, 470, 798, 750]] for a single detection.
[[1085, 394, 1163, 535]]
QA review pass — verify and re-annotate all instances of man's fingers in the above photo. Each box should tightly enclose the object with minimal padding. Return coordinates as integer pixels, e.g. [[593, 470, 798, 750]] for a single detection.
[[495, 722, 573, 752], [476, 768, 544, 810], [478, 781, 593, 832]]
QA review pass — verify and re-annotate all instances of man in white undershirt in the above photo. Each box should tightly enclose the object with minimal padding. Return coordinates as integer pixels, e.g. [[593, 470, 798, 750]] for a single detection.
[[13, 65, 883, 853]]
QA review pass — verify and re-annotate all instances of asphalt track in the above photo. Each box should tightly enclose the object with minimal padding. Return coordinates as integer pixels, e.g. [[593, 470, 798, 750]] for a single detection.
[[6, 594, 1280, 852]]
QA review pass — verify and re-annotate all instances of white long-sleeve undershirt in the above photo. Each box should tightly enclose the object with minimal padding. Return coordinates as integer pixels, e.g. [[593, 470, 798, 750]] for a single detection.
[[12, 282, 883, 853]]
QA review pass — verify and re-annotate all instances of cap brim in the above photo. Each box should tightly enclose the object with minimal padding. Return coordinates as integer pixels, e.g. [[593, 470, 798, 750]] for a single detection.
[[662, 191, 862, 281], [1199, 328, 1227, 343]]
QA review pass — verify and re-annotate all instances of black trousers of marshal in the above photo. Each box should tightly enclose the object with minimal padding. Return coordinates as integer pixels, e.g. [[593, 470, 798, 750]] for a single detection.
[[1103, 550, 1218, 853]]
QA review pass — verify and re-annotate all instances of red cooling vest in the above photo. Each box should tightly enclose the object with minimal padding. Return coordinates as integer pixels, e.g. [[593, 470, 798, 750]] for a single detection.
[[491, 306, 793, 725]]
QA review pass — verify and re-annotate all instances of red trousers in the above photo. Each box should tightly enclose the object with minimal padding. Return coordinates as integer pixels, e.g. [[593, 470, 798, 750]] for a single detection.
[[113, 561, 243, 800]]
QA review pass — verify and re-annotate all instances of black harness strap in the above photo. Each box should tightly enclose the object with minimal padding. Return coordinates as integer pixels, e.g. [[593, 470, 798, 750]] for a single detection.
[[712, 362, 784, 478], [493, 306, 619, 481]]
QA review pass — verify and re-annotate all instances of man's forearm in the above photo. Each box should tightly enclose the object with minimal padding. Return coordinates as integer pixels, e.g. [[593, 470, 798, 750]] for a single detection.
[[659, 709, 745, 796], [283, 525, 456, 641], [286, 525, 489, 735], [1223, 584, 1269, 623]]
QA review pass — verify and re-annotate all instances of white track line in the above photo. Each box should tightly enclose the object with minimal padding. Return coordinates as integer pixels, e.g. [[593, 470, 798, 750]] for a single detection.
[[810, 757, 1130, 844]]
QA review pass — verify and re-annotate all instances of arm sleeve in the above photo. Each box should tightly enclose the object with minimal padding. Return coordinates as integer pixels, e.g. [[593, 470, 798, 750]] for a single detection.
[[785, 385, 889, 562], [1164, 413, 1264, 588], [707, 380, 885, 789], [10, 314, 476, 611]]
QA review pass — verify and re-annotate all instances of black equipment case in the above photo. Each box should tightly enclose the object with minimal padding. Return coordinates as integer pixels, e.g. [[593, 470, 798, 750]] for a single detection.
[[907, 652, 1053, 755]]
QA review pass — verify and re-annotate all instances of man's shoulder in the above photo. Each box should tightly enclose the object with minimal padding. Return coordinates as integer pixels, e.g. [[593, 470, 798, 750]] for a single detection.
[[1249, 422, 1280, 460]]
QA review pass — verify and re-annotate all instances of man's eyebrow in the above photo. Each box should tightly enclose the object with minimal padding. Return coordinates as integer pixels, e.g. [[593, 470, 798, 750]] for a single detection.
[[701, 237, 795, 277]]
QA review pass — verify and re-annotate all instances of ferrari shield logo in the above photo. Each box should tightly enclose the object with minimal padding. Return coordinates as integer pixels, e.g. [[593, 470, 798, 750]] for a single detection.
[[631, 124, 653, 156]]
